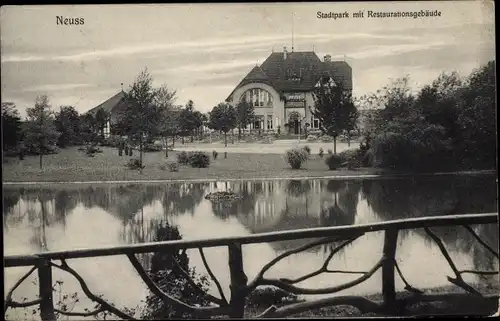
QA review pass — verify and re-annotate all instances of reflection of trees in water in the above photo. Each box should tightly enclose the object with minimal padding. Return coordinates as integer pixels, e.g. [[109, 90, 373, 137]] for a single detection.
[[3, 189, 21, 217], [286, 180, 311, 198], [320, 181, 361, 227], [362, 175, 498, 276], [362, 176, 497, 221], [162, 183, 208, 218]]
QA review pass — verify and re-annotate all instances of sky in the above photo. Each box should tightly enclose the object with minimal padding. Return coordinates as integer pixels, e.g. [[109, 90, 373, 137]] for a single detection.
[[1, 1, 495, 117]]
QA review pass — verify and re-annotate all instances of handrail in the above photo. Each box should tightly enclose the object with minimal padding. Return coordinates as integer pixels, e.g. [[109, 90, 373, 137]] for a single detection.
[[4, 213, 497, 267]]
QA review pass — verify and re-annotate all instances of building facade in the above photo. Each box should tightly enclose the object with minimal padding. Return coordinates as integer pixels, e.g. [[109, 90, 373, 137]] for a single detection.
[[225, 48, 352, 135]]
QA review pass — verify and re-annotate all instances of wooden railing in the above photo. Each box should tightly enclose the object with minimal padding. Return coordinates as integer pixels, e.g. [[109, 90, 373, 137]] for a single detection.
[[4, 213, 499, 320]]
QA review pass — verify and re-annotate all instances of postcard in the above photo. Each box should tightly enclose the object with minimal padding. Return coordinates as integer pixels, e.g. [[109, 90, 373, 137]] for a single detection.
[[2, 2, 497, 320]]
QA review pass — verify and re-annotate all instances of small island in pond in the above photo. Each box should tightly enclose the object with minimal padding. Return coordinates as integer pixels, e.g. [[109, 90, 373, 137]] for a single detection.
[[205, 191, 243, 202]]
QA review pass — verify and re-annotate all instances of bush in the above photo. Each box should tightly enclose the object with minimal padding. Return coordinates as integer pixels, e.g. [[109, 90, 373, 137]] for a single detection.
[[143, 142, 163, 152], [25, 144, 60, 156], [302, 145, 311, 155], [319, 147, 324, 158], [285, 148, 309, 169], [101, 135, 122, 147], [167, 163, 179, 172], [306, 134, 318, 142], [126, 158, 144, 170], [327, 149, 333, 155], [187, 151, 210, 168], [212, 150, 218, 160], [325, 154, 342, 170], [177, 151, 190, 165], [246, 287, 299, 308], [141, 222, 211, 319], [338, 148, 365, 169]]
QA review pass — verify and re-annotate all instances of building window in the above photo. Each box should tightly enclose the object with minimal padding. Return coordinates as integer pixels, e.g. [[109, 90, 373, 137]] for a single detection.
[[241, 88, 273, 108], [310, 116, 320, 129], [267, 118, 273, 130]]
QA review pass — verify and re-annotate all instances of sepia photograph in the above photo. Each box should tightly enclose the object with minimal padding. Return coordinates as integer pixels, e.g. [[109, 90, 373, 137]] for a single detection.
[[1, 1, 498, 319]]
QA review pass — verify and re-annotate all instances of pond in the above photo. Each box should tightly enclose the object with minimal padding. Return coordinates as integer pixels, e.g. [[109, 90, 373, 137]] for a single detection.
[[3, 175, 498, 319]]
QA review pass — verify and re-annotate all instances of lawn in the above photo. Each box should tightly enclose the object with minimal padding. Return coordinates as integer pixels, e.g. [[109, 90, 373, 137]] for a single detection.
[[2, 146, 386, 183]]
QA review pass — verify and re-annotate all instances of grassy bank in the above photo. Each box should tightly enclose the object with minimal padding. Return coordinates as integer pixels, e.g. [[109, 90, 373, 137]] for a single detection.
[[3, 146, 496, 183], [2, 146, 388, 183]]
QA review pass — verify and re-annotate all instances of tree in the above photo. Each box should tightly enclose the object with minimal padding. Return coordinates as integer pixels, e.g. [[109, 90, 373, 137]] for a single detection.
[[236, 100, 255, 140], [95, 107, 109, 141], [118, 67, 163, 168], [311, 79, 358, 154], [55, 106, 81, 147], [455, 61, 496, 169], [23, 95, 59, 169], [154, 84, 178, 157], [1, 102, 23, 151], [80, 113, 98, 145], [208, 103, 237, 147], [178, 100, 202, 143]]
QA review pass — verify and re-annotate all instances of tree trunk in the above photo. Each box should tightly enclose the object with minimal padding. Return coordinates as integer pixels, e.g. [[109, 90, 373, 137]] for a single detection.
[[231, 129, 235, 144], [172, 135, 175, 148], [347, 131, 351, 147], [182, 136, 184, 144], [238, 127, 241, 141], [333, 136, 337, 155], [164, 136, 169, 158], [224, 132, 227, 147], [139, 135, 143, 168], [191, 134, 194, 143], [39, 152, 43, 170]]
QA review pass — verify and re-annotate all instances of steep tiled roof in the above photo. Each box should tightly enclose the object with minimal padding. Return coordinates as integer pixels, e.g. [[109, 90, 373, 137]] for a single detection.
[[87, 90, 127, 116], [260, 52, 324, 92], [227, 51, 353, 101], [322, 61, 352, 90]]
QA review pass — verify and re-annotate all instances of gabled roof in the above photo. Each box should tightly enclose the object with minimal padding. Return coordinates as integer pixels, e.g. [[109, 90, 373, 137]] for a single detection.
[[86, 90, 127, 115], [260, 51, 324, 92], [241, 65, 270, 83], [226, 51, 353, 101]]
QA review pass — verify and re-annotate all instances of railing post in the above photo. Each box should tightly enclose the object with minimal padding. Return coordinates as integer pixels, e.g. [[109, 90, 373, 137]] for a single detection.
[[382, 228, 399, 313], [37, 259, 56, 321], [228, 243, 248, 319]]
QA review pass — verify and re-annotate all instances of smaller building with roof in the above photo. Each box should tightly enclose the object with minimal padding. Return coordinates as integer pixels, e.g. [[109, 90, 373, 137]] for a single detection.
[[225, 47, 352, 135]]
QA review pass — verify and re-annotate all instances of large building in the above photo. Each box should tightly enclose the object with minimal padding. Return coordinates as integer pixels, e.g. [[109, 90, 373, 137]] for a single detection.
[[225, 47, 352, 135]]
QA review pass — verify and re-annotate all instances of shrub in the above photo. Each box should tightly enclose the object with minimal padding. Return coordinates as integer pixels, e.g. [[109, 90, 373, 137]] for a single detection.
[[143, 142, 163, 152], [126, 158, 144, 170], [327, 149, 333, 155], [302, 145, 311, 155], [285, 148, 309, 169], [306, 134, 318, 142], [101, 135, 122, 147], [167, 163, 179, 172], [319, 147, 324, 158], [338, 148, 364, 169], [325, 154, 342, 170], [187, 151, 210, 168], [141, 221, 211, 319], [177, 151, 190, 165], [246, 287, 299, 308], [212, 150, 218, 160], [159, 164, 166, 171]]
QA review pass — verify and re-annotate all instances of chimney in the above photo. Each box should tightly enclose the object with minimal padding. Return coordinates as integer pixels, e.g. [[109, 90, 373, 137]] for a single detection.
[[324, 54, 331, 62], [283, 46, 288, 60]]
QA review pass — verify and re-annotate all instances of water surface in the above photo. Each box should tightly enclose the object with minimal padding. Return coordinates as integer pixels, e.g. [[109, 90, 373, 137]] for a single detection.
[[3, 175, 498, 319]]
